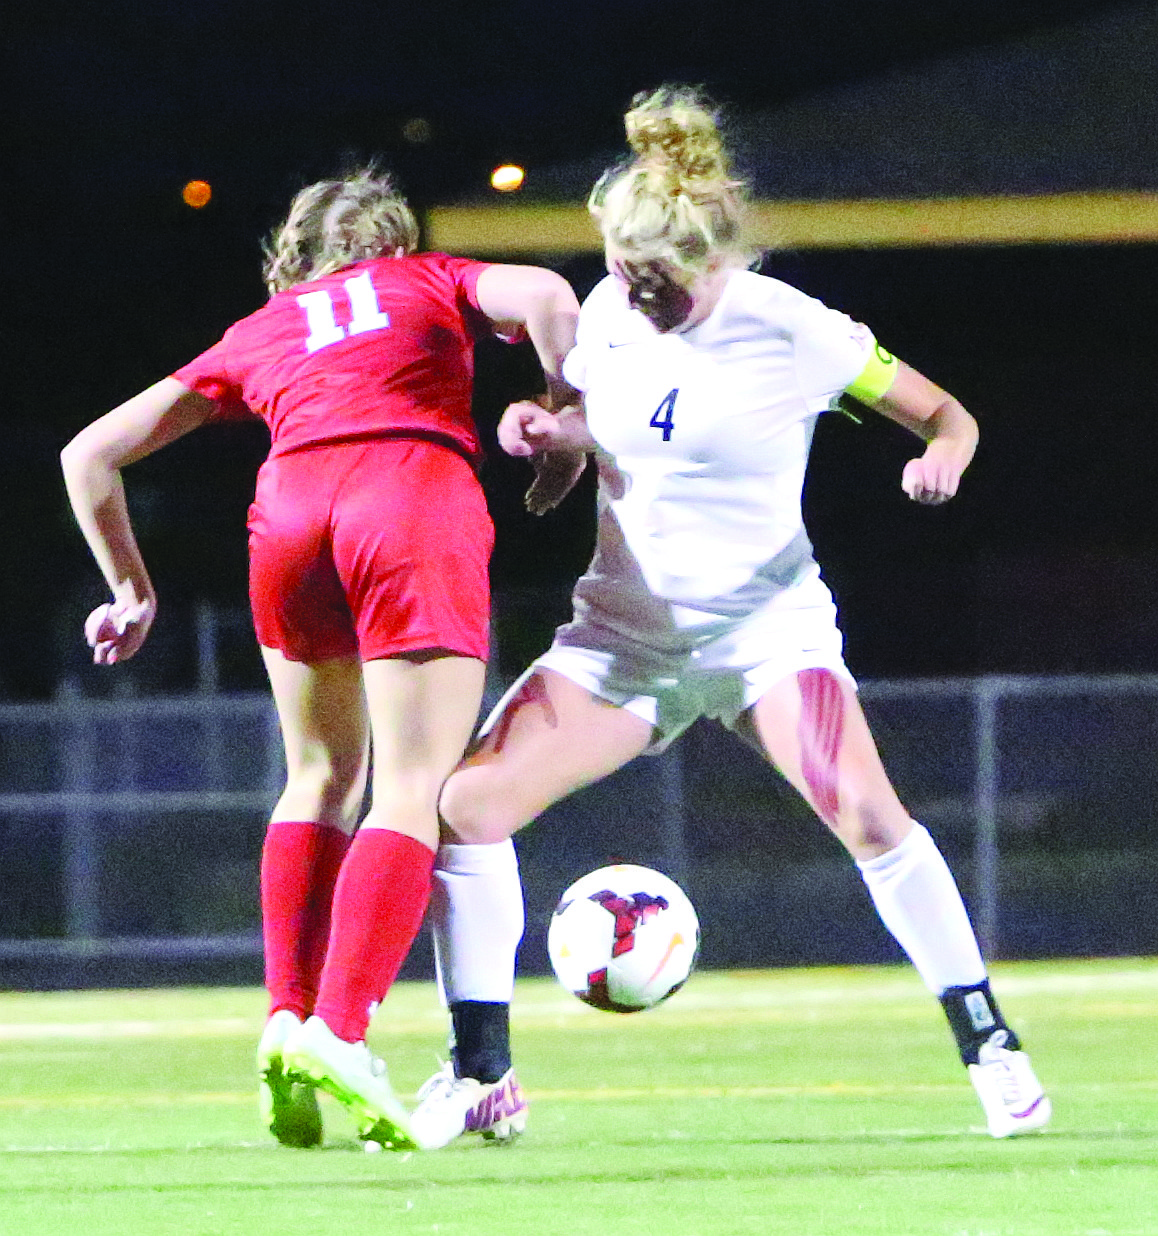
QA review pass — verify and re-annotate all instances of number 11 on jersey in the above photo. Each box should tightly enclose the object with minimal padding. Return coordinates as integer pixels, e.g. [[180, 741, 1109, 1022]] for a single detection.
[[297, 271, 391, 354], [650, 388, 678, 441]]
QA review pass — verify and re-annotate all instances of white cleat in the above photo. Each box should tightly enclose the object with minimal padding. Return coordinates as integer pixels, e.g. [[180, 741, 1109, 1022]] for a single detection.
[[411, 1063, 528, 1150], [282, 1015, 418, 1151], [257, 1009, 323, 1148], [968, 1029, 1051, 1138]]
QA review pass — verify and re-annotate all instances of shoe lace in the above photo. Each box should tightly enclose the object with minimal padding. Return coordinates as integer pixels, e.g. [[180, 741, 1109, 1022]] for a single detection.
[[978, 1031, 1023, 1105], [350, 1039, 389, 1081], [416, 1061, 457, 1105]]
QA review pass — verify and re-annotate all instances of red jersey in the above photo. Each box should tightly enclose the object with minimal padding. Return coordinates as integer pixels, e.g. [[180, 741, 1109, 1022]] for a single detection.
[[173, 252, 500, 459]]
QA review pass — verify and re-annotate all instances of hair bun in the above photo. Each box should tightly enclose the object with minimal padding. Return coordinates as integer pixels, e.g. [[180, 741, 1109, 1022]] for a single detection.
[[588, 84, 756, 275], [624, 86, 729, 188]]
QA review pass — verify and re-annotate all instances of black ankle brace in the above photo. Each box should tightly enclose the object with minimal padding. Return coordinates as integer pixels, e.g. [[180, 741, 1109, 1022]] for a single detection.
[[939, 980, 1020, 1065], [449, 1000, 512, 1084]]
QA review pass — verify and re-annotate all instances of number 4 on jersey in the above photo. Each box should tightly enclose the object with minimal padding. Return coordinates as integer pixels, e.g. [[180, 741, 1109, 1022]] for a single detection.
[[297, 270, 391, 354], [650, 388, 678, 441]]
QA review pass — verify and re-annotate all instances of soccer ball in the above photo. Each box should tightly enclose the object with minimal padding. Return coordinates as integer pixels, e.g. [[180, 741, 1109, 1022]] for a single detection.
[[547, 864, 700, 1013]]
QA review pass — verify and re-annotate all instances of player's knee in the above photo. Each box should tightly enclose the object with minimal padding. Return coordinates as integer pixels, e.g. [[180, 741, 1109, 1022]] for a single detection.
[[829, 797, 909, 856], [284, 748, 366, 820], [439, 765, 522, 844], [337, 765, 369, 826]]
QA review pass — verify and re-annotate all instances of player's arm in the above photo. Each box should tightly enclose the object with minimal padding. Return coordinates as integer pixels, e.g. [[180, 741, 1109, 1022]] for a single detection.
[[848, 350, 979, 505], [477, 264, 591, 512], [498, 399, 596, 516], [60, 378, 215, 662], [474, 264, 581, 413], [498, 400, 595, 457]]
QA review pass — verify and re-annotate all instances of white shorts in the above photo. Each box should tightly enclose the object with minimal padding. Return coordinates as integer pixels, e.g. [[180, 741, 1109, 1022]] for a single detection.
[[484, 567, 855, 754]]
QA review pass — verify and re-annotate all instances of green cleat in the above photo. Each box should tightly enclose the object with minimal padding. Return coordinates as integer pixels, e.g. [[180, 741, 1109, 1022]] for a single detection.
[[283, 1015, 419, 1151], [257, 1009, 323, 1148]]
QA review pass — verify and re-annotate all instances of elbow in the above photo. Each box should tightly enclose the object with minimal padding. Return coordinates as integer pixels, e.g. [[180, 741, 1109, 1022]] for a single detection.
[[60, 429, 97, 476], [554, 274, 582, 313], [61, 427, 115, 490], [556, 287, 581, 327], [532, 269, 580, 317], [534, 267, 576, 296], [60, 436, 86, 483], [930, 395, 976, 444], [956, 401, 980, 447]]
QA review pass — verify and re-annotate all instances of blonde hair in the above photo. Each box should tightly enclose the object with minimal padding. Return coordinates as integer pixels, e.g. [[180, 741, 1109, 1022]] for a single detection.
[[590, 86, 754, 275], [262, 167, 420, 295]]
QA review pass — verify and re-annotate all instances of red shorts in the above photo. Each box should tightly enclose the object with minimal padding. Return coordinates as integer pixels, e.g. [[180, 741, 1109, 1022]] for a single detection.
[[248, 438, 493, 663]]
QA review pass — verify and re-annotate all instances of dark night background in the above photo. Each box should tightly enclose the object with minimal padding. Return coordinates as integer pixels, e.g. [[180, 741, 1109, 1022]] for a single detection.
[[8, 0, 1158, 699]]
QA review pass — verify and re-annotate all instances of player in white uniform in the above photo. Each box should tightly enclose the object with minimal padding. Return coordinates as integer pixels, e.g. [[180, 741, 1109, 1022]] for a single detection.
[[410, 87, 1050, 1150], [535, 266, 889, 723]]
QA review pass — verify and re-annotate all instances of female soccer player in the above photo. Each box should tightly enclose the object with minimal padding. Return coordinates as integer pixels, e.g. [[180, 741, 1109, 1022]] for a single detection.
[[61, 168, 580, 1151], [412, 88, 1049, 1149]]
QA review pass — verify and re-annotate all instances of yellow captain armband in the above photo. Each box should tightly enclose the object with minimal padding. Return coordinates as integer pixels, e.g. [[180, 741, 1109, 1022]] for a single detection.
[[844, 342, 900, 403]]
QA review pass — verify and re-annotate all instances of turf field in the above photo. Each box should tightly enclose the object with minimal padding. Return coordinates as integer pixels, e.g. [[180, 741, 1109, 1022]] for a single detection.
[[0, 959, 1155, 1236]]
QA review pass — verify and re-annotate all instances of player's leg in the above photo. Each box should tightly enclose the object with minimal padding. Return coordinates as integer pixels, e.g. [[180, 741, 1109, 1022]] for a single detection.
[[285, 651, 486, 1150], [443, 667, 657, 840], [741, 668, 1049, 1137], [257, 647, 369, 1149], [413, 667, 656, 1149], [262, 648, 367, 1018], [271, 439, 491, 1145], [425, 836, 527, 1141]]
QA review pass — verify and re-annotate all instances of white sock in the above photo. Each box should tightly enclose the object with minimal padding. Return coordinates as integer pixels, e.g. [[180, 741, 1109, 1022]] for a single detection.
[[856, 822, 987, 994], [431, 840, 525, 1005]]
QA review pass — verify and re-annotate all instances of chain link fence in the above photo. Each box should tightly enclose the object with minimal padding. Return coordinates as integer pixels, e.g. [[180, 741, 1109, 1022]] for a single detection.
[[1, 673, 1156, 988]]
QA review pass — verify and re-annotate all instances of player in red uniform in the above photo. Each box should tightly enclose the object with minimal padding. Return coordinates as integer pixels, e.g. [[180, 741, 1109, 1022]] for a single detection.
[[60, 168, 580, 1151]]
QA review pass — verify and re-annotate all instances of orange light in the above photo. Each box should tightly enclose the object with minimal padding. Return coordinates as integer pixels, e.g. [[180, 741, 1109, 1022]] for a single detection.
[[490, 164, 525, 193], [182, 180, 212, 209]]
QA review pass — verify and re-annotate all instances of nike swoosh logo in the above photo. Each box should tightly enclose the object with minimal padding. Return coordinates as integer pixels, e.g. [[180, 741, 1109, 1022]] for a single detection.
[[608, 341, 639, 348], [646, 932, 687, 985]]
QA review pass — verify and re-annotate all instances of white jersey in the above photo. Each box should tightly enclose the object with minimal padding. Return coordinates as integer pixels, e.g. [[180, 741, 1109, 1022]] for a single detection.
[[560, 269, 882, 650]]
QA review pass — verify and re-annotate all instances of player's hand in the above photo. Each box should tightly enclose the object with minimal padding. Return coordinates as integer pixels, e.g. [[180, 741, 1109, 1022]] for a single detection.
[[84, 597, 154, 664], [901, 443, 968, 505], [526, 450, 588, 515], [497, 400, 568, 457]]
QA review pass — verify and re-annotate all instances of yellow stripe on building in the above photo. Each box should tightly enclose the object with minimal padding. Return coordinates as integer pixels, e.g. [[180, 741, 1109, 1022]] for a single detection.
[[426, 191, 1158, 255]]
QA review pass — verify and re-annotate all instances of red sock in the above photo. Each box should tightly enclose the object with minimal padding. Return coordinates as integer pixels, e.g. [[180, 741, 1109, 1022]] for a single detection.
[[313, 828, 435, 1043], [261, 820, 351, 1021]]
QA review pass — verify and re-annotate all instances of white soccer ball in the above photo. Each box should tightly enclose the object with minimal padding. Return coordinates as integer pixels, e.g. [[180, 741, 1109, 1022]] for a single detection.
[[547, 864, 700, 1013]]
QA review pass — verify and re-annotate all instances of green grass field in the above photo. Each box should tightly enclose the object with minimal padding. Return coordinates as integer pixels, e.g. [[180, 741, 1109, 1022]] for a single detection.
[[0, 958, 1155, 1236]]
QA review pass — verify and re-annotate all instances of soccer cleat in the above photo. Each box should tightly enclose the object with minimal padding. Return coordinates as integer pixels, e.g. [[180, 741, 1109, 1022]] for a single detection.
[[257, 1009, 323, 1148], [282, 1015, 419, 1151], [967, 1029, 1051, 1138], [410, 1063, 528, 1150]]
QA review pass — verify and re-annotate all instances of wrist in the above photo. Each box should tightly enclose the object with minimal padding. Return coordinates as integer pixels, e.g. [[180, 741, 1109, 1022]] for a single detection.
[[112, 579, 155, 610]]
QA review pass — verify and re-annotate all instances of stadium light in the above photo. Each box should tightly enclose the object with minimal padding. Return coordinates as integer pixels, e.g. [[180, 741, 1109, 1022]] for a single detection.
[[490, 164, 525, 193], [182, 180, 212, 209]]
